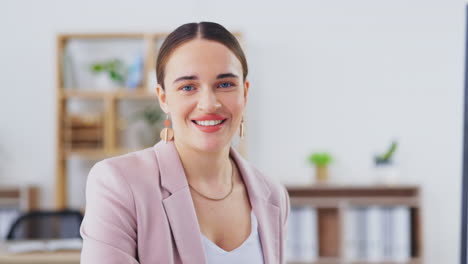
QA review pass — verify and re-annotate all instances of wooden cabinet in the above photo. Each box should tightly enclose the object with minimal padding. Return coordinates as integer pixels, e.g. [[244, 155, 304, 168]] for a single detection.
[[286, 185, 423, 264]]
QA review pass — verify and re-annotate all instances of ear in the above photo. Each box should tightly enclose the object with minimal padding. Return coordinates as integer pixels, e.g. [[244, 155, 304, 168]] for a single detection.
[[156, 84, 168, 113], [243, 80, 250, 105]]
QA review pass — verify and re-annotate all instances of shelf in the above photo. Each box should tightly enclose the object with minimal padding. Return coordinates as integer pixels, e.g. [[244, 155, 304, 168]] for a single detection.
[[290, 197, 420, 207], [61, 89, 157, 99], [286, 185, 419, 198]]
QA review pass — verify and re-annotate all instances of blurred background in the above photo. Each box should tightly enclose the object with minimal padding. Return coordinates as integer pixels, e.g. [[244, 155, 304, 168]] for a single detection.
[[0, 0, 465, 263]]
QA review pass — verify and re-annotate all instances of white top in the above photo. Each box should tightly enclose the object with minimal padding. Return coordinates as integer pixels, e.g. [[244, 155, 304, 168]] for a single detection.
[[201, 211, 264, 264]]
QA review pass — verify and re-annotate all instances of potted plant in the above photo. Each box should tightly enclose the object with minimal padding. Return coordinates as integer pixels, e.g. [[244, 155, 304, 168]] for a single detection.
[[90, 59, 127, 89], [374, 141, 399, 184], [308, 152, 333, 183]]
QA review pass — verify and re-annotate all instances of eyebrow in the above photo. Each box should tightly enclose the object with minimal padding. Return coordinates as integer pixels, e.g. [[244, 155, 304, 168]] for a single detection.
[[173, 75, 197, 84], [216, 73, 239, 79], [172, 73, 239, 84]]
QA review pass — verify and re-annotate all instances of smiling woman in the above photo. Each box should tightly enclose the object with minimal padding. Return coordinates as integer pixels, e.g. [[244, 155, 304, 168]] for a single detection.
[[157, 37, 246, 153], [80, 22, 290, 264]]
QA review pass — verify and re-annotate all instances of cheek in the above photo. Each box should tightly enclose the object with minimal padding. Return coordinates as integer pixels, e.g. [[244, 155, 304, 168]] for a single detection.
[[224, 95, 245, 120], [167, 96, 194, 124], [233, 93, 246, 111]]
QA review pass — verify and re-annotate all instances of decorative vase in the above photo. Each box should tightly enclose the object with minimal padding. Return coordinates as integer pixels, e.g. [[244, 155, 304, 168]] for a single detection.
[[315, 166, 328, 183]]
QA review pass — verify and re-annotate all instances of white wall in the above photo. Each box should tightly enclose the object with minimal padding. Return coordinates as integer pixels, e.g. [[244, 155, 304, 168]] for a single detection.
[[0, 0, 465, 262]]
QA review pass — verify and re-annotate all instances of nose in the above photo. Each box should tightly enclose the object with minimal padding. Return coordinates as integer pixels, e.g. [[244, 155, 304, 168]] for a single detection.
[[197, 88, 221, 112]]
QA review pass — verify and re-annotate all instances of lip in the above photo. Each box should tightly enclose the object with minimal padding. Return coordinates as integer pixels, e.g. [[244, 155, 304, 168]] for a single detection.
[[191, 118, 228, 133]]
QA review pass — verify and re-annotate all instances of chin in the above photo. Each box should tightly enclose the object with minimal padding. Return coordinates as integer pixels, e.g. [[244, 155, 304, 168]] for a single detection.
[[192, 138, 230, 153]]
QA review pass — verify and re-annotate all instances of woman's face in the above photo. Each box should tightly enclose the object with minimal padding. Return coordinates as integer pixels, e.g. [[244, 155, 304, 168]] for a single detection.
[[156, 39, 249, 153]]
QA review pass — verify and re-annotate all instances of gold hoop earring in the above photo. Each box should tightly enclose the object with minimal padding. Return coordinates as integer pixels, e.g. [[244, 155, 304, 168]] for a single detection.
[[160, 113, 174, 143]]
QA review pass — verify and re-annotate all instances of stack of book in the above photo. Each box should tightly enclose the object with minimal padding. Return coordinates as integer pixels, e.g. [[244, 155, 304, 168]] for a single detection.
[[286, 206, 318, 262], [343, 205, 411, 262]]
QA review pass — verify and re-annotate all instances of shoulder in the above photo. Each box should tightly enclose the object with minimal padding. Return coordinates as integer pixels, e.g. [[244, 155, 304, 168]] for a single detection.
[[96, 147, 158, 171], [231, 148, 288, 208], [88, 147, 160, 190], [248, 164, 290, 212], [248, 164, 290, 226]]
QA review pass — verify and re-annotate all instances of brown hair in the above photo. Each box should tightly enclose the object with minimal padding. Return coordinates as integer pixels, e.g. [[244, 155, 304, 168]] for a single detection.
[[156, 22, 248, 90]]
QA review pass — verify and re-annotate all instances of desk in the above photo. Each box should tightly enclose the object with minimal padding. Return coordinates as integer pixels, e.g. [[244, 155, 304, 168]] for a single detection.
[[0, 250, 80, 264]]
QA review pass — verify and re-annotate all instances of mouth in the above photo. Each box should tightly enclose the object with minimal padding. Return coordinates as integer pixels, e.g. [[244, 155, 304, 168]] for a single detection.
[[191, 119, 228, 133], [191, 119, 228, 126]]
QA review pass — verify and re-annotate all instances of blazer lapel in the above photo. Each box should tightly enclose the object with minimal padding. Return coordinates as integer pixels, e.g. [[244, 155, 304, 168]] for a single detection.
[[230, 147, 281, 263], [154, 141, 281, 264], [154, 141, 206, 264]]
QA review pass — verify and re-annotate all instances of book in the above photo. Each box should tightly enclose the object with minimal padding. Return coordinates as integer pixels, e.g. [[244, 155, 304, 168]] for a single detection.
[[355, 206, 368, 260], [343, 206, 358, 260], [298, 207, 318, 261], [367, 206, 384, 261], [381, 206, 394, 259], [343, 205, 412, 262], [286, 207, 302, 261], [393, 206, 411, 261], [286, 206, 318, 261]]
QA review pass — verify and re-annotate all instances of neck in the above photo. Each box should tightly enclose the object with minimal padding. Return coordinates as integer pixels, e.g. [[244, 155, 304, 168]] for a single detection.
[[174, 140, 232, 186]]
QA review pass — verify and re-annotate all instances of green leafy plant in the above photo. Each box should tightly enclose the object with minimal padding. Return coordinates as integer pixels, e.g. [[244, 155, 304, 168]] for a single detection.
[[308, 152, 333, 167], [90, 59, 127, 85], [375, 141, 398, 165]]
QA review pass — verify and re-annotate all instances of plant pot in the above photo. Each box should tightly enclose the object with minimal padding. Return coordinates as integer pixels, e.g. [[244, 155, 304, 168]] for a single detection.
[[93, 73, 121, 90], [315, 166, 328, 183], [374, 162, 400, 185]]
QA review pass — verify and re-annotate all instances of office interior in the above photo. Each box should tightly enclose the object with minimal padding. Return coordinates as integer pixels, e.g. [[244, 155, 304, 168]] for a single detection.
[[0, 0, 465, 263]]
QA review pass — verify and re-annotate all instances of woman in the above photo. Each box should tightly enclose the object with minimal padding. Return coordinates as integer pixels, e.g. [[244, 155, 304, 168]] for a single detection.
[[80, 22, 290, 264]]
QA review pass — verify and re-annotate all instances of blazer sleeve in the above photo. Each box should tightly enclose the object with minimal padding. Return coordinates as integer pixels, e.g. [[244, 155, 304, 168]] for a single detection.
[[80, 160, 139, 264], [281, 185, 291, 264]]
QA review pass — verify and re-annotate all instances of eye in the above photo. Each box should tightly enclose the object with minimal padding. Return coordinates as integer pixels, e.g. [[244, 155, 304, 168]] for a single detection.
[[218, 82, 234, 88], [181, 85, 195, 92]]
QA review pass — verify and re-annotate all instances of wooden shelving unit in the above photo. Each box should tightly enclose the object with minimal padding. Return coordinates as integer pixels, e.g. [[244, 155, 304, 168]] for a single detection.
[[62, 89, 157, 99], [55, 32, 245, 209], [285, 185, 423, 264]]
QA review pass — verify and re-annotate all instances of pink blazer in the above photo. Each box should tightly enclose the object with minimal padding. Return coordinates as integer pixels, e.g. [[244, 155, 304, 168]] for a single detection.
[[80, 140, 290, 264]]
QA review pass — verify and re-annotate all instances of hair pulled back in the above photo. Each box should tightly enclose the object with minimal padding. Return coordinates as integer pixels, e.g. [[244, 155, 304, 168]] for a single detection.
[[156, 22, 248, 90]]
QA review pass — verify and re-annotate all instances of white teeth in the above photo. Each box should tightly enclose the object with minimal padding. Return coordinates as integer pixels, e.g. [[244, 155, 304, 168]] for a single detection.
[[194, 120, 223, 126]]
